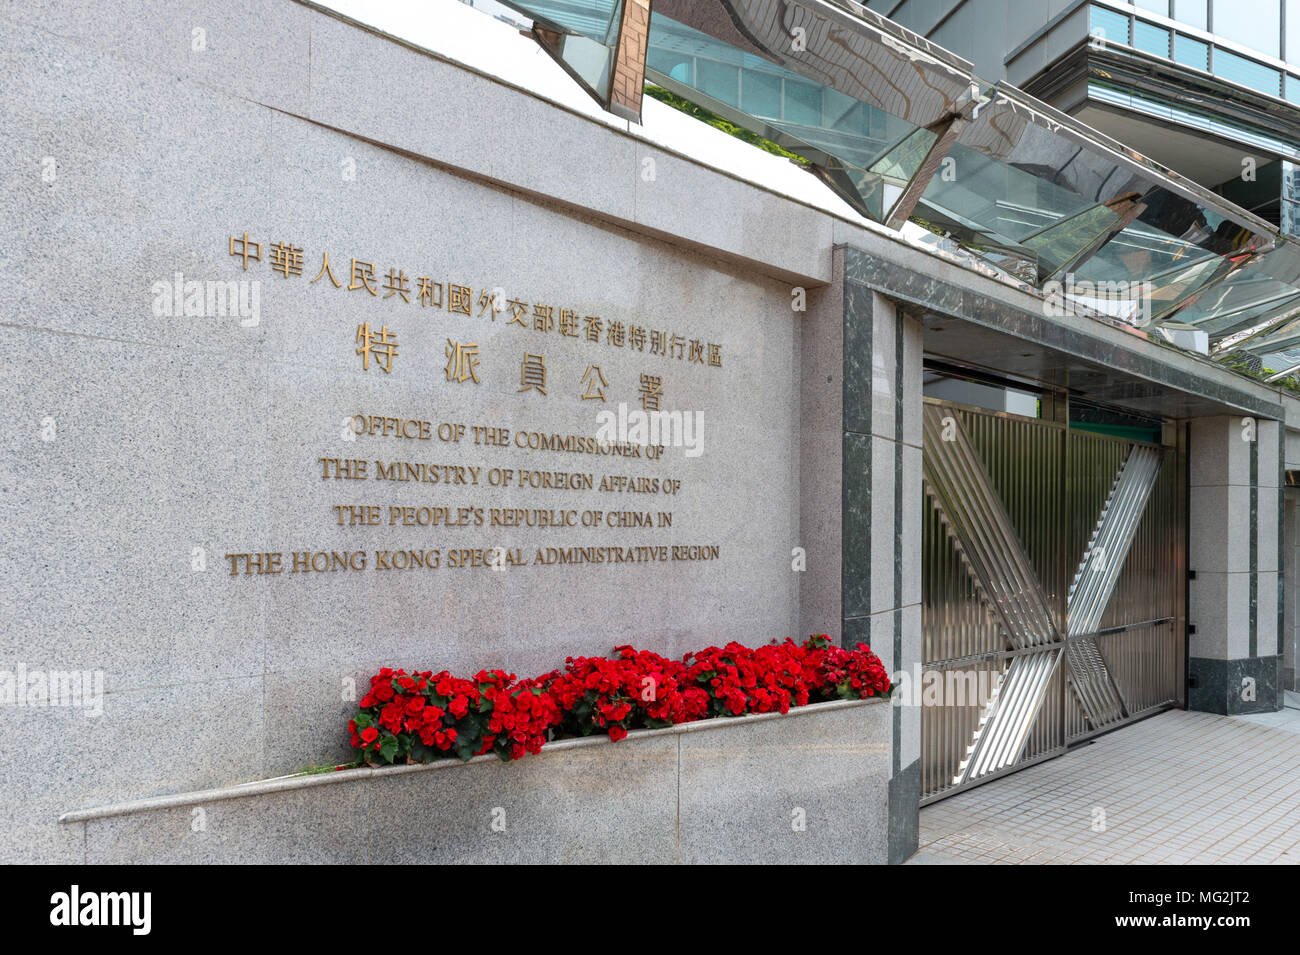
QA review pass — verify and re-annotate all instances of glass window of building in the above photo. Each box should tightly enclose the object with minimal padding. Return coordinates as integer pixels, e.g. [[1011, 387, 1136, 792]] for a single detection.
[[1288, 0, 1300, 64], [740, 69, 781, 120], [1212, 0, 1280, 58], [1173, 0, 1208, 30], [1215, 47, 1282, 94], [1090, 4, 1131, 46], [1135, 21, 1172, 57], [783, 79, 823, 126], [1173, 33, 1210, 68], [696, 58, 739, 107]]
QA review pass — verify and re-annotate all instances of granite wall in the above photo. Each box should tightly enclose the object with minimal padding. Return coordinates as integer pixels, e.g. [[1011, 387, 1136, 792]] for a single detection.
[[61, 699, 892, 865], [0, 0, 819, 862], [1187, 416, 1286, 714]]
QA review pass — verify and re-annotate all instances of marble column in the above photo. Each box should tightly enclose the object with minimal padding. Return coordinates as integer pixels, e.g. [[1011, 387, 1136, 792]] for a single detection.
[[841, 248, 923, 862], [1187, 415, 1285, 713]]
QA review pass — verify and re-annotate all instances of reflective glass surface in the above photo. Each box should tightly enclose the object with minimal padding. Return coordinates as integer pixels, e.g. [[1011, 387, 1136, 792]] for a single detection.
[[503, 0, 1300, 374], [1172, 34, 1209, 70], [1134, 21, 1171, 58], [1090, 5, 1131, 46], [1211, 0, 1281, 59], [1213, 49, 1281, 97], [645, 12, 932, 219], [1174, 0, 1208, 30], [498, 0, 623, 102]]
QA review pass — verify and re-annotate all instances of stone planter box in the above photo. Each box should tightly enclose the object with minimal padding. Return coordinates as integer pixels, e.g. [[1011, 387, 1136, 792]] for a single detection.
[[59, 697, 891, 864]]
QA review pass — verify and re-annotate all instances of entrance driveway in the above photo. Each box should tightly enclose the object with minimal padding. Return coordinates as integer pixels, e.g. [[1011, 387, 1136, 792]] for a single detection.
[[910, 692, 1300, 864]]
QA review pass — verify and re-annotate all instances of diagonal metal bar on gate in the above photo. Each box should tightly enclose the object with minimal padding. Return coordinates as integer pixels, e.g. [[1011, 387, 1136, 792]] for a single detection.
[[1066, 444, 1164, 727], [921, 405, 1065, 785], [957, 647, 1062, 783], [921, 404, 1057, 649]]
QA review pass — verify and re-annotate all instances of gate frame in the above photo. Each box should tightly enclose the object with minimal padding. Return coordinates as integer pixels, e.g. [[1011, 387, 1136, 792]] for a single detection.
[[918, 388, 1187, 805]]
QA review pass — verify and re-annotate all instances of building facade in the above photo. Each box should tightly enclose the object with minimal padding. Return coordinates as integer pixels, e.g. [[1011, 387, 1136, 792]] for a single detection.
[[3, 0, 1299, 863]]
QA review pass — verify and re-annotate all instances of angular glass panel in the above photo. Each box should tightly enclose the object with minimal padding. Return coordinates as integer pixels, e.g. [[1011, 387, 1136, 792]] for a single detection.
[[1073, 221, 1212, 283], [1134, 0, 1169, 13], [631, 0, 1293, 373], [1141, 253, 1235, 318], [500, 0, 621, 41], [1090, 5, 1131, 47], [740, 69, 782, 119], [1213, 48, 1281, 96], [872, 126, 939, 182], [1060, 187, 1264, 315], [918, 143, 1099, 246], [499, 1, 624, 102], [645, 11, 931, 219], [1245, 318, 1300, 354], [697, 58, 739, 107], [1020, 203, 1128, 277], [783, 79, 823, 127], [1179, 280, 1299, 336], [1162, 244, 1300, 346], [928, 91, 1267, 285], [646, 46, 692, 85], [1258, 348, 1300, 377], [1134, 21, 1171, 58], [1287, 74, 1300, 104], [1173, 34, 1209, 70], [1215, 300, 1300, 354]]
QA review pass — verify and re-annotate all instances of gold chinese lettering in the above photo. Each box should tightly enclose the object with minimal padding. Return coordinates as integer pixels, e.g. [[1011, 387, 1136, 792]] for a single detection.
[[269, 241, 303, 278], [639, 373, 663, 411], [449, 284, 472, 315], [348, 259, 378, 295], [228, 232, 261, 270], [382, 268, 411, 303], [416, 277, 443, 308], [445, 339, 481, 384], [311, 252, 342, 288], [581, 364, 609, 401], [356, 323, 398, 373], [519, 353, 547, 395]]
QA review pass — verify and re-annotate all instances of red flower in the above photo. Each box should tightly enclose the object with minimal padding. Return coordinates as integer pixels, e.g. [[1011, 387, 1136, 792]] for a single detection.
[[347, 636, 889, 764]]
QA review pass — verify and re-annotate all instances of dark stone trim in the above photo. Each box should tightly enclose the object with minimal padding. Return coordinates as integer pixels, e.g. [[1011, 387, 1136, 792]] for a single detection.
[[842, 282, 873, 629], [1251, 435, 1258, 658], [887, 758, 920, 865], [892, 313, 904, 778], [839, 246, 1285, 421], [1188, 655, 1283, 714], [1279, 422, 1287, 661]]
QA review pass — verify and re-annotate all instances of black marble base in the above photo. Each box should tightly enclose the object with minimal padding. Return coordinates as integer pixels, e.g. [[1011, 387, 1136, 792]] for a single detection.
[[888, 758, 920, 865], [1188, 655, 1283, 714]]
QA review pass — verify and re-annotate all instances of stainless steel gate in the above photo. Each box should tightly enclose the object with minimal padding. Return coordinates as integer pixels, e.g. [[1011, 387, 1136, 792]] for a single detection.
[[920, 397, 1185, 803]]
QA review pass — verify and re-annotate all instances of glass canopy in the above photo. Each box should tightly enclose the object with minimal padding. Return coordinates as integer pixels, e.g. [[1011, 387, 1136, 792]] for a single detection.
[[499, 0, 1300, 382]]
